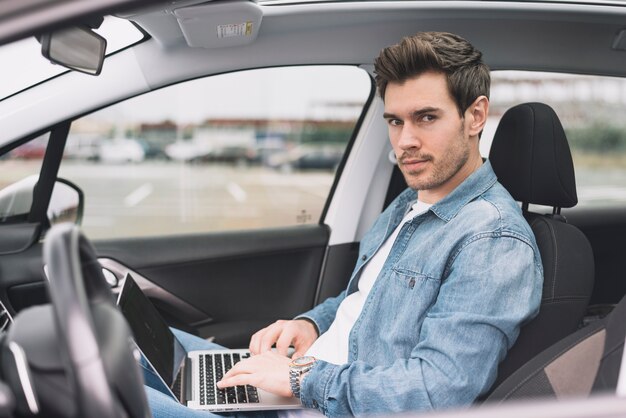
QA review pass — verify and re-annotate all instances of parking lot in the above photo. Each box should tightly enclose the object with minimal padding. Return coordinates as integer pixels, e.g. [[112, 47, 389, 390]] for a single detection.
[[1, 158, 625, 240], [57, 161, 335, 239]]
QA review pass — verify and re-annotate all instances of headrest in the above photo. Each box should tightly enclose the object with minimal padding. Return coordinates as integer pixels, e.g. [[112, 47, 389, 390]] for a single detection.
[[489, 102, 577, 208]]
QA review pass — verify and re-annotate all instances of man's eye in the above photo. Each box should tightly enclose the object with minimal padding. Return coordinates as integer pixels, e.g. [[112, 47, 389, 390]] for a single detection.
[[388, 119, 402, 126], [421, 114, 436, 122]]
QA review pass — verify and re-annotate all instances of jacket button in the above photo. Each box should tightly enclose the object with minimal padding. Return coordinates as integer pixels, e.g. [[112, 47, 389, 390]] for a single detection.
[[361, 255, 367, 261], [312, 400, 319, 408]]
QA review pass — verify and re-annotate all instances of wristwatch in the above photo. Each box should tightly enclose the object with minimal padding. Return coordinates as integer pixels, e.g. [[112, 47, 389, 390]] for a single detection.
[[289, 356, 316, 398]]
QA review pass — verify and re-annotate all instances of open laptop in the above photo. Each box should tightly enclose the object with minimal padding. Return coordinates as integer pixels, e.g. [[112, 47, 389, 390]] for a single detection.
[[117, 273, 302, 412]]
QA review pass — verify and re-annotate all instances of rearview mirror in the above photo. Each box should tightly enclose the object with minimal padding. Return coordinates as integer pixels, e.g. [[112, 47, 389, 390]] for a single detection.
[[40, 26, 107, 76]]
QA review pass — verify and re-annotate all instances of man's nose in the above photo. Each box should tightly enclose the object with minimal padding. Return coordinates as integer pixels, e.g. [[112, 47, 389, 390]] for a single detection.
[[397, 123, 421, 150]]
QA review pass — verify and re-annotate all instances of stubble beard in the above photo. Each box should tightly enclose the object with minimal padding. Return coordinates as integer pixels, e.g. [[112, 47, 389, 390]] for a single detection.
[[399, 126, 470, 192]]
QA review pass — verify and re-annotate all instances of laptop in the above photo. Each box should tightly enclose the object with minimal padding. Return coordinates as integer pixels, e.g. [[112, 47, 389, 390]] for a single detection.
[[117, 273, 302, 412]]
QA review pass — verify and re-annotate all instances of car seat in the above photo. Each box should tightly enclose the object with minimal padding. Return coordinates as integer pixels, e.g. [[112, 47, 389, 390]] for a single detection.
[[486, 102, 595, 391], [485, 290, 626, 401]]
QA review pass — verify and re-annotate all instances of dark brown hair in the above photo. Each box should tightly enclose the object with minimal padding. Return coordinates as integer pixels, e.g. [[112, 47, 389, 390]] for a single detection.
[[374, 32, 490, 115]]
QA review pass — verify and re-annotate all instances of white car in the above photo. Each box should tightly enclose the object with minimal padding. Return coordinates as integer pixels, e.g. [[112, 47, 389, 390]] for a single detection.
[[0, 1, 626, 417], [99, 138, 145, 163]]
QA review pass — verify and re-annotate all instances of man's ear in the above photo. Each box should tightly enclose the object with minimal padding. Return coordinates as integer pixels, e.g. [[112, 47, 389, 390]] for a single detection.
[[467, 96, 489, 137]]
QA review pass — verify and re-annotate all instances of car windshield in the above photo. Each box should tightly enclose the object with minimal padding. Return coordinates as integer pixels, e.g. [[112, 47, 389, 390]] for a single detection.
[[0, 16, 145, 101]]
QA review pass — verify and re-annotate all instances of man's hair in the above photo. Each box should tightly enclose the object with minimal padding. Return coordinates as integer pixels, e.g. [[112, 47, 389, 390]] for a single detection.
[[374, 32, 490, 115]]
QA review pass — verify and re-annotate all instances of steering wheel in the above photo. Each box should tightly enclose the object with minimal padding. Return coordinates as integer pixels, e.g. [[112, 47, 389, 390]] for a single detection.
[[41, 223, 150, 418]]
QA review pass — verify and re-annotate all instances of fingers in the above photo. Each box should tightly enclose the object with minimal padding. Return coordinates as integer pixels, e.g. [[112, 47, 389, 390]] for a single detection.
[[275, 328, 294, 356], [249, 320, 290, 355], [249, 328, 264, 355], [259, 322, 284, 353], [221, 355, 253, 381], [218, 372, 253, 389], [217, 352, 293, 397], [249, 319, 318, 356]]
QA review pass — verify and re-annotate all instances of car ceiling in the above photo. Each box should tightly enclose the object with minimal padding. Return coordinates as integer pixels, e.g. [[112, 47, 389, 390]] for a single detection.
[[120, 0, 626, 80], [0, 0, 162, 46], [2, 0, 626, 145]]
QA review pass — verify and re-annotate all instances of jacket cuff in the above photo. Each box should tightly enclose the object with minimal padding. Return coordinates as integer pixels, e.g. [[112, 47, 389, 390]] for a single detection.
[[293, 314, 321, 337], [299, 359, 337, 415]]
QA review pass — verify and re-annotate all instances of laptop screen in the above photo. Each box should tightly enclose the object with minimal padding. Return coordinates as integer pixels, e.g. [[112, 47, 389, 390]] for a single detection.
[[117, 273, 186, 392]]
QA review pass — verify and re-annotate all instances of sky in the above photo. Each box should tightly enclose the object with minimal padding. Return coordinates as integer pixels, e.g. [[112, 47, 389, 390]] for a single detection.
[[88, 66, 372, 124]]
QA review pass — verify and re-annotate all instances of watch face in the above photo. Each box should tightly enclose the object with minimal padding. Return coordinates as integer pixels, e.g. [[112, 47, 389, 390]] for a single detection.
[[293, 356, 316, 367]]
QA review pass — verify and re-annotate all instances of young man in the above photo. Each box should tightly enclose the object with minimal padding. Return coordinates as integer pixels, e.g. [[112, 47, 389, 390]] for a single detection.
[[146, 32, 543, 417]]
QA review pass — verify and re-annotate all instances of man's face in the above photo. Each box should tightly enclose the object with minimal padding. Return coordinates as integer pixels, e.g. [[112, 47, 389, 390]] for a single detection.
[[383, 71, 481, 203]]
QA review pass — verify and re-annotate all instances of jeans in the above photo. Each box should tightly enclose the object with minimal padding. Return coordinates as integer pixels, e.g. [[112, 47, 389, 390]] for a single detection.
[[143, 329, 278, 418]]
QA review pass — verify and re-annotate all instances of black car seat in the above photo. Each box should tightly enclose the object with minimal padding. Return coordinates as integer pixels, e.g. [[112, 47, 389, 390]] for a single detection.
[[486, 291, 626, 401], [486, 102, 595, 390]]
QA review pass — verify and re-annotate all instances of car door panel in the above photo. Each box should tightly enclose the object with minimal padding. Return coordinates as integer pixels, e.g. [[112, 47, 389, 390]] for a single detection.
[[94, 225, 330, 347], [314, 242, 359, 304], [564, 207, 626, 306], [0, 224, 41, 254], [0, 243, 46, 314]]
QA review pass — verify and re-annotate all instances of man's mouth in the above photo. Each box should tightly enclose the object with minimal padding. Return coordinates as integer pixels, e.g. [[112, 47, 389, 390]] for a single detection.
[[400, 156, 431, 171]]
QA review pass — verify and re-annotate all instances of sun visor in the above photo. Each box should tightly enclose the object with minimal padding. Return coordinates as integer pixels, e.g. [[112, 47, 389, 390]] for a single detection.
[[174, 0, 262, 49]]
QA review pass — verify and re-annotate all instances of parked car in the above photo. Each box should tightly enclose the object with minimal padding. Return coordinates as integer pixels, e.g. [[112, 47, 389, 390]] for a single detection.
[[98, 138, 146, 163], [1, 0, 626, 417], [6, 136, 47, 159], [267, 146, 344, 171]]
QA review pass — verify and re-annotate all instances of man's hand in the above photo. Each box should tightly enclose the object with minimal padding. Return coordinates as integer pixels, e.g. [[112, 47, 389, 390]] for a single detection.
[[217, 351, 293, 397], [249, 319, 318, 358]]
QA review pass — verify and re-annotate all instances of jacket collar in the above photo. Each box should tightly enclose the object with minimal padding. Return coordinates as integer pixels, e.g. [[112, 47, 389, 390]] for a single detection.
[[393, 160, 498, 224], [429, 160, 498, 222]]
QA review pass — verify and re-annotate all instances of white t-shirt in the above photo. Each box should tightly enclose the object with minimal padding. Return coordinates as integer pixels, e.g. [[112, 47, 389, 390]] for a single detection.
[[281, 200, 432, 417]]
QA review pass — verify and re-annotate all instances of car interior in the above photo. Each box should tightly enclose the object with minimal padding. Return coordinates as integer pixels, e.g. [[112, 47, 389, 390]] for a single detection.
[[1, 0, 626, 417]]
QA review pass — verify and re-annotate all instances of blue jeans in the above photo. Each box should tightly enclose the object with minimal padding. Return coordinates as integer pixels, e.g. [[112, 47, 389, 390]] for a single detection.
[[143, 329, 278, 418]]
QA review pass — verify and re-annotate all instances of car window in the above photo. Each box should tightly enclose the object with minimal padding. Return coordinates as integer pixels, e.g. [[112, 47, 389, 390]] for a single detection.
[[0, 16, 145, 101], [0, 133, 49, 223], [60, 66, 372, 239], [482, 71, 626, 209]]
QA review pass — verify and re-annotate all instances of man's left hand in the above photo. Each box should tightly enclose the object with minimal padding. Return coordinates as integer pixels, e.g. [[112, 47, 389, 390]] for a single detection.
[[217, 351, 293, 397]]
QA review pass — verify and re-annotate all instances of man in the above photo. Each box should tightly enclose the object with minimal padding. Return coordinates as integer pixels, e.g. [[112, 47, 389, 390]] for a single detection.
[[147, 32, 543, 417]]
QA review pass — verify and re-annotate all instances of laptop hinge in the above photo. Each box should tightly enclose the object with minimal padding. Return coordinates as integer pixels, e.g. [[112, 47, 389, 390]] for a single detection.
[[184, 357, 193, 403]]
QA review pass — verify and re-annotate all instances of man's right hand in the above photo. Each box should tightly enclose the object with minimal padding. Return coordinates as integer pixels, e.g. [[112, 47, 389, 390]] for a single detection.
[[249, 319, 318, 358]]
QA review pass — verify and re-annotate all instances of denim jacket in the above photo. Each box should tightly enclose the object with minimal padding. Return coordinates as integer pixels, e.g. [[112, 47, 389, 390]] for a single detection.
[[297, 161, 543, 417]]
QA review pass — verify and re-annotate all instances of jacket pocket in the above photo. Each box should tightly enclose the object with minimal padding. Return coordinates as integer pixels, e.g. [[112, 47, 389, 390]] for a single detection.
[[391, 268, 438, 290]]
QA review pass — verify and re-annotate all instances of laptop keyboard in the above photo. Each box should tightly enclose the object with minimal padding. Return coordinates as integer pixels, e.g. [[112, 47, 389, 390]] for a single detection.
[[198, 352, 260, 406]]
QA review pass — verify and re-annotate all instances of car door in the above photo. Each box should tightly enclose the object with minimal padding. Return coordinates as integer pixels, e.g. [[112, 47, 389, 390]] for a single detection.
[[0, 124, 76, 322], [0, 65, 374, 348]]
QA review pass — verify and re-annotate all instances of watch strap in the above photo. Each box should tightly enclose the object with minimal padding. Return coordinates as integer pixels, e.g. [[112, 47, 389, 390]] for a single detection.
[[289, 363, 314, 398]]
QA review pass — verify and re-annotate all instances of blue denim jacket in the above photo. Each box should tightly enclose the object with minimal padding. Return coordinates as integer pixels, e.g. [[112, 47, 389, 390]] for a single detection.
[[297, 161, 543, 417]]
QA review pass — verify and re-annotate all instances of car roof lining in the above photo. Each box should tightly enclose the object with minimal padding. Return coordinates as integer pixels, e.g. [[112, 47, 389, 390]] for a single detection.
[[2, 0, 626, 145], [122, 0, 626, 88]]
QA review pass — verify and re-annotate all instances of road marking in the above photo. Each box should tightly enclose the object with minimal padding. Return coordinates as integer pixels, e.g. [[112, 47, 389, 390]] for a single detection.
[[124, 183, 154, 207], [226, 182, 247, 203]]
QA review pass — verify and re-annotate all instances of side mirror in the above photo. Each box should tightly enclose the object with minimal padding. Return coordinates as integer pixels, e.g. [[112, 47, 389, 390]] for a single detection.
[[0, 176, 84, 227], [48, 179, 84, 227], [40, 26, 107, 76]]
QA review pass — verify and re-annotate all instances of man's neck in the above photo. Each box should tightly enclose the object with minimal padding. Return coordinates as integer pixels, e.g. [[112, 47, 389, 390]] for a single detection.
[[418, 155, 483, 204]]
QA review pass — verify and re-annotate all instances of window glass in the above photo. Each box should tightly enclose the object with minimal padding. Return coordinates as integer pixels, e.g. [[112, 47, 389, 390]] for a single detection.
[[0, 134, 49, 223], [483, 71, 626, 208], [61, 66, 371, 239], [0, 16, 145, 101]]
